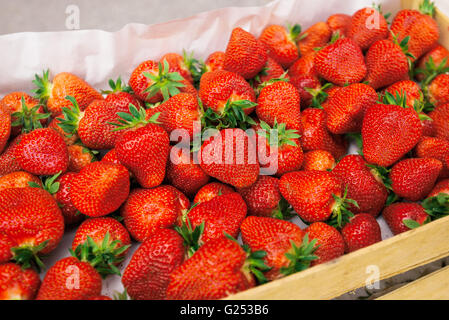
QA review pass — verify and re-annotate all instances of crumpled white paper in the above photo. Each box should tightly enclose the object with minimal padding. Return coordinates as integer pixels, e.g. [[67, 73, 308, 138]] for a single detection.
[[1, 0, 447, 299]]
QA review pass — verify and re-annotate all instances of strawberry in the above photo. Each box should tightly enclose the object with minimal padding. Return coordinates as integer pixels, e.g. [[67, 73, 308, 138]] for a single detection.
[[314, 38, 367, 86], [0, 106, 10, 154], [326, 14, 351, 38], [14, 127, 68, 176], [300, 108, 347, 160], [199, 128, 259, 188], [288, 75, 324, 109], [0, 171, 42, 192], [302, 150, 336, 172], [384, 80, 424, 108], [256, 81, 302, 132], [416, 44, 449, 81], [101, 148, 122, 166], [205, 51, 226, 72], [0, 233, 15, 263], [259, 24, 301, 68], [428, 179, 449, 197], [113, 105, 170, 189], [224, 27, 268, 79], [365, 39, 412, 90], [0, 135, 22, 177], [362, 103, 422, 167], [48, 117, 78, 145], [279, 170, 358, 226], [306, 222, 345, 265], [389, 0, 439, 62], [241, 216, 317, 280], [415, 137, 449, 178], [53, 172, 83, 225], [325, 83, 378, 134], [429, 103, 449, 141], [33, 70, 103, 116], [298, 22, 332, 57], [102, 77, 143, 110], [347, 7, 389, 51], [36, 257, 102, 300], [341, 214, 381, 253], [193, 182, 235, 204], [383, 203, 430, 235], [166, 236, 265, 300], [67, 144, 96, 172], [252, 58, 285, 90], [121, 185, 189, 242], [88, 295, 112, 300], [237, 175, 293, 219], [0, 187, 64, 269], [187, 192, 247, 243], [166, 146, 210, 198], [71, 217, 131, 277], [390, 158, 442, 201], [161, 52, 194, 84], [288, 53, 318, 79], [70, 162, 130, 217], [427, 74, 449, 106], [0, 263, 40, 300], [122, 229, 185, 300], [332, 155, 388, 217]]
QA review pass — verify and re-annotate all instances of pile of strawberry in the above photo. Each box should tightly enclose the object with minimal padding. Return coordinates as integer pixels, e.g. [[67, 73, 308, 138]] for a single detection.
[[1, 0, 449, 301]]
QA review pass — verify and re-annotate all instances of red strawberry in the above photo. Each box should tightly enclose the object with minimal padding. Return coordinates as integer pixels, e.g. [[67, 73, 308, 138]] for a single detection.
[[364, 39, 411, 90], [383, 203, 430, 235], [224, 27, 268, 79], [347, 7, 389, 51], [0, 171, 42, 192], [101, 148, 122, 166], [0, 233, 15, 263], [102, 77, 143, 110], [327, 14, 352, 37], [70, 162, 130, 217], [429, 103, 449, 141], [416, 44, 449, 81], [362, 103, 422, 167], [288, 53, 318, 79], [166, 146, 210, 198], [121, 185, 189, 242], [332, 155, 388, 217], [199, 128, 259, 188], [237, 175, 292, 219], [259, 24, 301, 68], [187, 193, 247, 243], [36, 257, 102, 300], [305, 222, 345, 266], [252, 58, 285, 89], [256, 81, 302, 132], [241, 216, 317, 280], [67, 144, 96, 173], [205, 51, 226, 72], [53, 172, 83, 225], [0, 263, 40, 300], [428, 179, 449, 197], [302, 150, 336, 172], [288, 75, 323, 109], [0, 106, 10, 154], [0, 135, 22, 177], [193, 182, 235, 204], [14, 128, 68, 176], [298, 22, 332, 57], [325, 83, 378, 134], [384, 80, 424, 108], [48, 117, 78, 145], [122, 229, 185, 300], [161, 52, 194, 84], [88, 295, 112, 300], [427, 74, 449, 106], [390, 158, 442, 201], [314, 38, 367, 86], [33, 70, 103, 116], [341, 214, 381, 253], [415, 137, 449, 178]]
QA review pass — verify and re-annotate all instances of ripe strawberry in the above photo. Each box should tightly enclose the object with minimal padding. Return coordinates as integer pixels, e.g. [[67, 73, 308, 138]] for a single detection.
[[102, 77, 143, 110], [166, 236, 264, 300], [288, 75, 323, 109], [0, 263, 40, 300], [300, 108, 347, 160], [302, 150, 336, 172], [48, 117, 78, 145], [325, 83, 377, 134], [427, 74, 449, 106], [279, 170, 357, 225], [67, 144, 96, 173], [341, 214, 381, 252], [101, 148, 122, 166], [305, 222, 345, 266], [33, 70, 103, 116], [53, 172, 83, 225], [88, 295, 112, 300], [205, 51, 226, 72], [113, 106, 170, 189], [193, 182, 235, 204], [187, 193, 247, 243], [384, 80, 424, 108], [288, 53, 318, 79], [259, 24, 301, 68], [347, 7, 389, 51], [0, 171, 41, 192], [390, 0, 439, 61], [364, 39, 411, 89], [161, 52, 194, 84], [121, 185, 189, 242], [256, 81, 302, 132], [36, 257, 102, 300], [237, 175, 293, 219], [390, 158, 442, 201], [416, 44, 449, 81], [0, 187, 64, 269], [122, 229, 185, 300], [252, 58, 285, 90], [241, 216, 317, 280], [326, 14, 351, 38], [70, 162, 130, 217], [429, 103, 449, 141], [14, 127, 68, 176], [199, 128, 259, 188], [0, 106, 10, 154], [166, 146, 210, 197], [332, 155, 388, 217], [362, 103, 422, 167], [0, 232, 15, 263], [0, 135, 22, 177], [428, 179, 449, 197], [383, 203, 430, 235], [298, 22, 332, 57], [224, 27, 268, 79], [314, 38, 367, 86], [415, 136, 449, 178]]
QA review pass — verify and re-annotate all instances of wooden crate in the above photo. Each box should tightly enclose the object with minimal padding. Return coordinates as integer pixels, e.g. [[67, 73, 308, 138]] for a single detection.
[[227, 0, 449, 300]]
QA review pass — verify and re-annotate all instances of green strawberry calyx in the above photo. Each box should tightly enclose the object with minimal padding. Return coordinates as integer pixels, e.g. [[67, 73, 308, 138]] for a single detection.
[[32, 69, 53, 102], [101, 77, 132, 95], [422, 193, 449, 220], [271, 197, 296, 221], [287, 23, 303, 43], [143, 60, 186, 102], [366, 164, 399, 206], [11, 96, 50, 133], [11, 240, 49, 272], [328, 186, 359, 229], [258, 119, 301, 149], [183, 50, 206, 89], [253, 71, 289, 95], [174, 215, 205, 259], [108, 103, 160, 131], [419, 0, 436, 17], [201, 99, 257, 131], [56, 95, 84, 135], [305, 82, 333, 109], [28, 171, 62, 195], [403, 216, 431, 230], [280, 233, 319, 276], [418, 56, 449, 87]]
